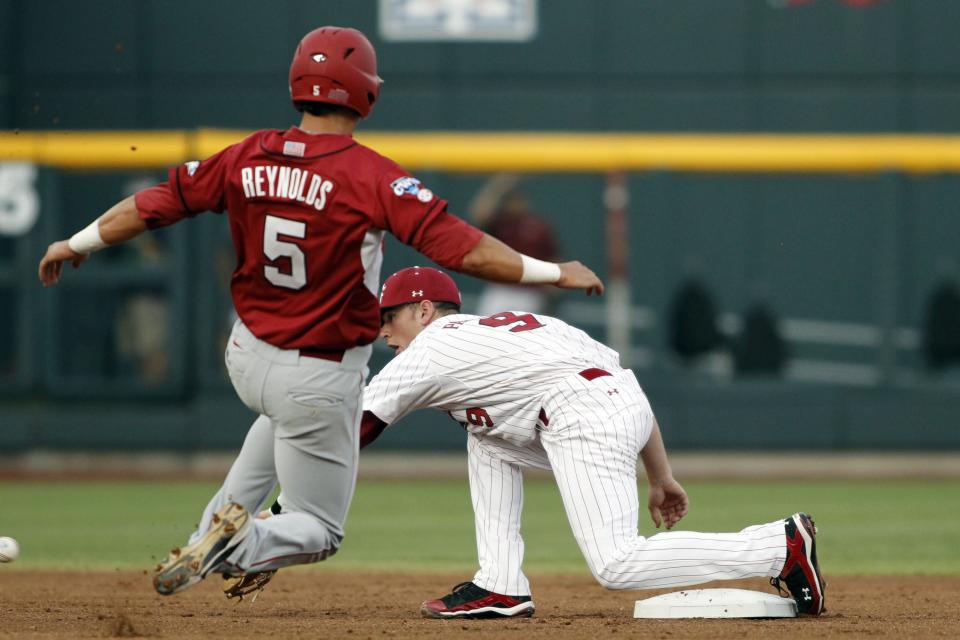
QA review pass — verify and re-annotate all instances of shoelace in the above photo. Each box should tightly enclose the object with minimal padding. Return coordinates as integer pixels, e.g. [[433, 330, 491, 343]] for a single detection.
[[224, 570, 277, 603], [769, 577, 787, 597]]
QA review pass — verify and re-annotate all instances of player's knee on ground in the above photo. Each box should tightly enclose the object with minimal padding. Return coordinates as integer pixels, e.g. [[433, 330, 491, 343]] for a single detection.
[[590, 560, 634, 590]]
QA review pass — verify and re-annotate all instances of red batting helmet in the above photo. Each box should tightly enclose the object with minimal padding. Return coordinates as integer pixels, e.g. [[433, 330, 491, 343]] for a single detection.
[[289, 26, 382, 118], [379, 267, 462, 310]]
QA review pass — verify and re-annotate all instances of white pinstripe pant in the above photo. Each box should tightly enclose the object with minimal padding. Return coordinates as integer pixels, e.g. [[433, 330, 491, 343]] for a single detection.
[[468, 369, 787, 596]]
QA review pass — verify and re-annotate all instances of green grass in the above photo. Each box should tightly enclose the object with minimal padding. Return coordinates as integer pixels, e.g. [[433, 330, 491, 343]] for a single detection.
[[0, 479, 957, 575]]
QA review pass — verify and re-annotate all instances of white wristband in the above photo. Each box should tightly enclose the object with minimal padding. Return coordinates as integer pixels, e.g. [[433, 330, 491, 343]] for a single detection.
[[519, 254, 562, 284], [67, 219, 108, 254]]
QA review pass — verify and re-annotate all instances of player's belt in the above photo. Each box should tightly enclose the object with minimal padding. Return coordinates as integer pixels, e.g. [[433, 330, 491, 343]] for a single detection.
[[299, 347, 345, 363], [578, 368, 611, 381]]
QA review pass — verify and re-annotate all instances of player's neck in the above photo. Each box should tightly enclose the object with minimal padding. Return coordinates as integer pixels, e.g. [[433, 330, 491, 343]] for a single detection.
[[298, 112, 359, 136]]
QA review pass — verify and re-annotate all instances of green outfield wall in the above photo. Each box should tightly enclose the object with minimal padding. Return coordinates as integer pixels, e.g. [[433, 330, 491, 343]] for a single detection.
[[2, 1, 960, 450]]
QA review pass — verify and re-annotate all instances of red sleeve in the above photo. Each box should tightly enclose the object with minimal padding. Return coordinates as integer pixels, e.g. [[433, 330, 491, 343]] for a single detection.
[[411, 211, 483, 269], [374, 171, 483, 269], [359, 410, 389, 449], [134, 183, 186, 230], [135, 146, 235, 229]]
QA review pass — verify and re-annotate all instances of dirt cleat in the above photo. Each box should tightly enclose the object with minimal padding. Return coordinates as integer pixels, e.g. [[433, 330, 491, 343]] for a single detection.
[[771, 512, 826, 616], [421, 581, 535, 619], [153, 502, 251, 596], [223, 570, 277, 602]]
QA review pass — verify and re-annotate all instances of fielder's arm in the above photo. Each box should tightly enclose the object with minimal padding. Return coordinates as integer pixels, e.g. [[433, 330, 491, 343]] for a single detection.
[[38, 195, 148, 287], [640, 419, 689, 530], [359, 410, 389, 448], [460, 233, 604, 296]]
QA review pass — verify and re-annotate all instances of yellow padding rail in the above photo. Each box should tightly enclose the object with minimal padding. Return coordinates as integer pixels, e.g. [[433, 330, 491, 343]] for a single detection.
[[4, 130, 960, 173]]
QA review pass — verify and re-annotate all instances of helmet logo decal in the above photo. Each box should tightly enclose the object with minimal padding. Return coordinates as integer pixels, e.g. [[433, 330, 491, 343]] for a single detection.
[[411, 290, 423, 297], [312, 53, 327, 62]]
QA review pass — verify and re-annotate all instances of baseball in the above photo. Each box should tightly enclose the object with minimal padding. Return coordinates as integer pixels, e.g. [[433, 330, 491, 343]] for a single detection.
[[0, 536, 20, 562]]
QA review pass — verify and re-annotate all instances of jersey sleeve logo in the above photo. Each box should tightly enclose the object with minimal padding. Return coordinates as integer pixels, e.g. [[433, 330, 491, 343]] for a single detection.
[[184, 160, 200, 176], [390, 176, 434, 203]]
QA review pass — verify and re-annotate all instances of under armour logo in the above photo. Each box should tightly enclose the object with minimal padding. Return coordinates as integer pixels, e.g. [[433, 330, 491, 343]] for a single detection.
[[801, 587, 812, 601], [411, 290, 423, 297], [607, 389, 619, 395]]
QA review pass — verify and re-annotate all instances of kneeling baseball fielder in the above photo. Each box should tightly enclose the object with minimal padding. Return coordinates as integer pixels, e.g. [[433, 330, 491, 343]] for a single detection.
[[264, 267, 825, 618]]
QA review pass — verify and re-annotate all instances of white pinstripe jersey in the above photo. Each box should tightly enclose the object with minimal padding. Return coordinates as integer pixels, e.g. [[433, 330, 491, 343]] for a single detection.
[[364, 312, 623, 445]]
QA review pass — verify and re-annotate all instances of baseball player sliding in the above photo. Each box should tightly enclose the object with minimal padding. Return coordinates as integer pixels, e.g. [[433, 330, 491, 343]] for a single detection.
[[360, 267, 825, 619], [37, 27, 602, 598]]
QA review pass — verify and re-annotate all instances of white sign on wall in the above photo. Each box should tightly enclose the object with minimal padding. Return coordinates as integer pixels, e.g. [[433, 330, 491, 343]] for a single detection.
[[0, 163, 39, 237], [380, 0, 537, 41]]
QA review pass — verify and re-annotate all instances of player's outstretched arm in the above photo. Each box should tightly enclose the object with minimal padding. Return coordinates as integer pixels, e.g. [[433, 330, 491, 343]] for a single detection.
[[38, 195, 148, 287], [459, 233, 604, 296], [556, 261, 605, 295]]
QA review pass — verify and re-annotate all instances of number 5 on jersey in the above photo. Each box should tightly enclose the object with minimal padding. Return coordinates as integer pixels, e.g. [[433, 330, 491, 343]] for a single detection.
[[263, 214, 306, 290]]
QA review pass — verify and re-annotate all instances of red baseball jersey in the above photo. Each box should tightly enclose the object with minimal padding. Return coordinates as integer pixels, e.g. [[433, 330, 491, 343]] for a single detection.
[[135, 127, 483, 352]]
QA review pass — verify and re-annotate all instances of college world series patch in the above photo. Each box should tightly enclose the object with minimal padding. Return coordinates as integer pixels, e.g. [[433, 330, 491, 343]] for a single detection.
[[390, 176, 434, 203]]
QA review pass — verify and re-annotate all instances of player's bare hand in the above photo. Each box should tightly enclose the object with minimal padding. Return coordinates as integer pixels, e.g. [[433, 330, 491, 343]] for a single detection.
[[257, 509, 273, 520], [38, 240, 88, 287], [648, 477, 689, 530], [556, 261, 604, 296]]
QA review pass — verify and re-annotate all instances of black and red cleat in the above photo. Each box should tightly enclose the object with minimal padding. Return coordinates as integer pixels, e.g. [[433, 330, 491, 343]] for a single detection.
[[772, 512, 826, 616], [421, 581, 535, 619]]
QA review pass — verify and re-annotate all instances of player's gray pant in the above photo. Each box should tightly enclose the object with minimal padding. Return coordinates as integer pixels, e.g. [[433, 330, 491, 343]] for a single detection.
[[468, 369, 787, 595], [188, 320, 369, 574]]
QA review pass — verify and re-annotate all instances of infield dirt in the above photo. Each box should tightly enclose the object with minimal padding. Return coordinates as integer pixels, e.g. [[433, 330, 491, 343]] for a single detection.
[[0, 571, 956, 639]]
